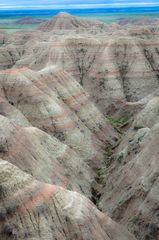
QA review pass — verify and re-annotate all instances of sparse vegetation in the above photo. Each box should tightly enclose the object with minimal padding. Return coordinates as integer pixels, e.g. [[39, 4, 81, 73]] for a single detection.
[[116, 152, 124, 163], [0, 141, 8, 153], [107, 114, 131, 132], [36, 203, 49, 214], [99, 78, 107, 90], [133, 125, 144, 130], [145, 223, 159, 240], [0, 185, 6, 199], [3, 224, 15, 236], [0, 207, 6, 220], [104, 144, 114, 168], [96, 144, 114, 186], [97, 166, 107, 185], [6, 204, 17, 215]]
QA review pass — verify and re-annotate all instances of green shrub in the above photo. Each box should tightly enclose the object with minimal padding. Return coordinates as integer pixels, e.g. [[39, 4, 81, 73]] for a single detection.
[[0, 185, 6, 199], [104, 144, 114, 168], [133, 125, 144, 130], [107, 114, 130, 129], [116, 152, 124, 163]]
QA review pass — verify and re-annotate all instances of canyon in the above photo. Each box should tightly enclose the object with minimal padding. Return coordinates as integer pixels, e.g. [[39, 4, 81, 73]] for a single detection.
[[0, 12, 159, 240]]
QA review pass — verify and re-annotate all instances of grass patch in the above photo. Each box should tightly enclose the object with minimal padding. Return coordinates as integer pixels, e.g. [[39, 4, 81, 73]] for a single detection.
[[96, 144, 114, 185], [104, 144, 114, 167], [107, 114, 130, 129], [97, 166, 107, 185]]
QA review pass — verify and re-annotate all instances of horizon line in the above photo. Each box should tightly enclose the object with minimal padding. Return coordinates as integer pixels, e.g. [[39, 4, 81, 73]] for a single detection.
[[0, 3, 159, 10]]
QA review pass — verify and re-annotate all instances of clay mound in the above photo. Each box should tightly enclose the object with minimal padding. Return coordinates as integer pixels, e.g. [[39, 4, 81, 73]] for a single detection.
[[0, 160, 136, 240], [0, 67, 118, 159], [99, 97, 159, 240], [0, 115, 92, 196], [63, 32, 159, 112], [15, 29, 159, 114], [0, 22, 157, 114], [0, 65, 118, 199], [0, 44, 20, 70], [0, 96, 30, 126], [38, 12, 105, 31]]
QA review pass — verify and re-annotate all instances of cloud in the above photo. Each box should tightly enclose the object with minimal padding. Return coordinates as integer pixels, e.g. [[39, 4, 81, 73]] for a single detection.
[[0, 0, 159, 10]]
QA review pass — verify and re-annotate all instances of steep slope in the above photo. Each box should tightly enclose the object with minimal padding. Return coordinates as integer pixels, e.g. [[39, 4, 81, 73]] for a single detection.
[[0, 160, 136, 240], [0, 96, 30, 126], [12, 19, 159, 114], [99, 97, 159, 240], [0, 115, 92, 196], [0, 67, 118, 161], [0, 65, 118, 200], [38, 12, 105, 31], [0, 45, 21, 70]]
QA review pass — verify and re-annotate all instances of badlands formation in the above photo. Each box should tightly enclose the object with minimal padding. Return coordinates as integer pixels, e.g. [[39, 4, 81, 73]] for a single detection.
[[0, 12, 159, 240]]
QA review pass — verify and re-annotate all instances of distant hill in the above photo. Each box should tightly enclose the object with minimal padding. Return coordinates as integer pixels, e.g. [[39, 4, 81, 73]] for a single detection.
[[38, 12, 106, 31], [14, 17, 47, 25], [117, 17, 158, 26]]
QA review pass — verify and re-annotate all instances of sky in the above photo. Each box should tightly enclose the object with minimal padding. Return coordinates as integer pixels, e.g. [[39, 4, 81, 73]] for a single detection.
[[0, 0, 159, 10]]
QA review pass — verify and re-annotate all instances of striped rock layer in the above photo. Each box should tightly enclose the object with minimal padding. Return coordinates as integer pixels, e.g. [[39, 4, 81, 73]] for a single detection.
[[5, 18, 158, 114], [99, 97, 159, 240], [0, 65, 118, 201], [38, 12, 106, 31], [0, 160, 136, 240], [0, 12, 159, 240]]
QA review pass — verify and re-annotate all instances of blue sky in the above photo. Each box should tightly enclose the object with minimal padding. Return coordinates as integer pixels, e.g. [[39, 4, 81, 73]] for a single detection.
[[0, 0, 159, 9]]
